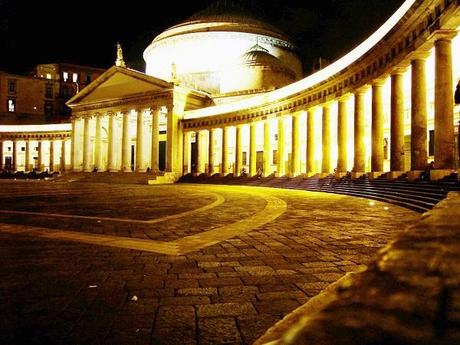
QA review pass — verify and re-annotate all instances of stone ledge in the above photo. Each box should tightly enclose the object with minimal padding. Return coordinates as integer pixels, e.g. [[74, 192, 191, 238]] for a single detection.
[[255, 191, 460, 345]]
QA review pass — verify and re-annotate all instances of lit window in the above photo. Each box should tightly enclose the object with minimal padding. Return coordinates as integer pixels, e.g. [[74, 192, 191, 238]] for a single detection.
[[8, 99, 15, 112], [46, 73, 52, 79], [63, 72, 68, 82], [72, 73, 78, 82]]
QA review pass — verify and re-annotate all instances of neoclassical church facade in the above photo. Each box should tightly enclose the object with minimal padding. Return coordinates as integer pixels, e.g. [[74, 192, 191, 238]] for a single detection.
[[1, 0, 460, 182]]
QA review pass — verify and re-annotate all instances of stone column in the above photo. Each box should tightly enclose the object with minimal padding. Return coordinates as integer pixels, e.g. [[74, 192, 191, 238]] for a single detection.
[[82, 116, 92, 172], [221, 126, 230, 176], [151, 108, 159, 172], [49, 140, 55, 172], [71, 117, 76, 170], [263, 120, 271, 177], [307, 109, 316, 176], [410, 55, 429, 179], [390, 70, 405, 175], [277, 117, 285, 177], [337, 97, 349, 174], [165, 107, 178, 173], [37, 140, 43, 171], [353, 89, 366, 177], [197, 130, 205, 174], [135, 109, 145, 172], [183, 131, 191, 174], [249, 122, 257, 176], [24, 140, 31, 172], [433, 33, 456, 178], [60, 139, 66, 172], [235, 125, 243, 176], [371, 81, 385, 178], [94, 115, 103, 171], [121, 111, 131, 172], [291, 113, 300, 177], [321, 105, 331, 176], [107, 112, 116, 172], [12, 140, 18, 171], [0, 141, 3, 171], [208, 128, 216, 175]]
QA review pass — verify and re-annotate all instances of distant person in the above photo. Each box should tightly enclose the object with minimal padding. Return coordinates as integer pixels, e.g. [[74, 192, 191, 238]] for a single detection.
[[421, 161, 434, 181], [256, 168, 262, 178]]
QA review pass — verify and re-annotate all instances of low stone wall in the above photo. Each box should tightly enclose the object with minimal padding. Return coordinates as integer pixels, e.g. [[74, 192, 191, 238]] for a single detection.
[[256, 192, 460, 345]]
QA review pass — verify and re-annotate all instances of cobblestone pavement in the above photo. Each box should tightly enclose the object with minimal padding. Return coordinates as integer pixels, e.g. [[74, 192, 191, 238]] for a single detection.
[[0, 181, 419, 345]]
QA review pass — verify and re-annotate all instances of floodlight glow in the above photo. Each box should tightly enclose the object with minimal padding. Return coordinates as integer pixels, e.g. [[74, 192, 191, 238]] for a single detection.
[[0, 124, 71, 132]]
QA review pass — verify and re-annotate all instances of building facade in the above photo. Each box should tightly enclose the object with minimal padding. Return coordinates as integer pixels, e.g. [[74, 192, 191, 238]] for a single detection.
[[1, 0, 460, 181]]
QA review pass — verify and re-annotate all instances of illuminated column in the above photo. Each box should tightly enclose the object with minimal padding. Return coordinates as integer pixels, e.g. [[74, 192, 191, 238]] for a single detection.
[[183, 131, 191, 174], [165, 107, 178, 173], [107, 112, 116, 172], [121, 111, 131, 172], [410, 55, 429, 174], [291, 113, 300, 177], [434, 33, 456, 174], [222, 127, 230, 176], [371, 81, 385, 176], [235, 125, 243, 176], [136, 109, 145, 172], [37, 140, 43, 171], [82, 116, 92, 172], [94, 114, 103, 171], [263, 120, 271, 177], [0, 141, 3, 170], [71, 117, 76, 170], [60, 139, 66, 172], [306, 109, 316, 176], [49, 140, 55, 172], [353, 89, 366, 176], [337, 97, 349, 173], [249, 122, 257, 176], [151, 108, 159, 172], [277, 117, 285, 177], [390, 70, 405, 173], [197, 130, 205, 174], [208, 128, 216, 175], [321, 105, 331, 175], [12, 140, 18, 171], [24, 140, 31, 172]]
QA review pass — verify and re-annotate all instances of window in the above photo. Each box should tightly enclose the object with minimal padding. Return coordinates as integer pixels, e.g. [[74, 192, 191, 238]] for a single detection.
[[7, 99, 15, 112], [86, 74, 92, 84], [44, 102, 53, 116], [8, 79, 16, 94], [46, 73, 52, 80], [45, 84, 53, 98], [429, 130, 435, 156], [63, 72, 68, 82], [72, 73, 78, 82]]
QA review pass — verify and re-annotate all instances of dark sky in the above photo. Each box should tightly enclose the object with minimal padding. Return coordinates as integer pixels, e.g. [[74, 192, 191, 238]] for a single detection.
[[0, 0, 404, 75]]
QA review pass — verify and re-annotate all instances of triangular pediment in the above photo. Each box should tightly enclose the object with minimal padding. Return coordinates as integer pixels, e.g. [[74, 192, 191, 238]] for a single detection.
[[67, 66, 172, 106]]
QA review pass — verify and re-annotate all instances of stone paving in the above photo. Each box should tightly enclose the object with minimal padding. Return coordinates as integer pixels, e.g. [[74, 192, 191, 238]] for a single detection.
[[0, 181, 419, 345]]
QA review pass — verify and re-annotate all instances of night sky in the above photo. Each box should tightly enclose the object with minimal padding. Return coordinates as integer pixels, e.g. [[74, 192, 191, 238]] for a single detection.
[[0, 0, 404, 76]]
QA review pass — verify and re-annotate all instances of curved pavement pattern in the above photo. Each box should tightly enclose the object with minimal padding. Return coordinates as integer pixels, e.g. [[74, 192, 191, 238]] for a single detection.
[[0, 182, 419, 345]]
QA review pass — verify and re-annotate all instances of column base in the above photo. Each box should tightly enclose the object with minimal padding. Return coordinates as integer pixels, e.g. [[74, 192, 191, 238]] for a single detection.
[[320, 172, 332, 178], [334, 172, 348, 179], [430, 169, 454, 181], [368, 171, 385, 180], [108, 168, 119, 172], [122, 167, 132, 173], [305, 172, 318, 178], [407, 170, 423, 181], [351, 172, 365, 179], [388, 171, 405, 180]]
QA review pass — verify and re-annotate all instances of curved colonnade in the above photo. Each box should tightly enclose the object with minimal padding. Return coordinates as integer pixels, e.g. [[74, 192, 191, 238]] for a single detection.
[[181, 0, 460, 181]]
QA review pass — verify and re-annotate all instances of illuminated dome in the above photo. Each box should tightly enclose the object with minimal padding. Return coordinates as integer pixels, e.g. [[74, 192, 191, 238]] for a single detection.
[[221, 43, 296, 94], [143, 1, 303, 94]]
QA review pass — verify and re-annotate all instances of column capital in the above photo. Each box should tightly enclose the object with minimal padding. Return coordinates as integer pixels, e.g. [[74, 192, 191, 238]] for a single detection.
[[431, 29, 457, 42], [372, 75, 388, 87], [338, 93, 353, 103], [408, 50, 431, 61], [354, 85, 370, 95], [391, 65, 409, 75]]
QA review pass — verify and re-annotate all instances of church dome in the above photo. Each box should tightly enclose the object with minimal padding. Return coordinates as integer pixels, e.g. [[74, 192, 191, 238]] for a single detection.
[[143, 1, 303, 94]]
